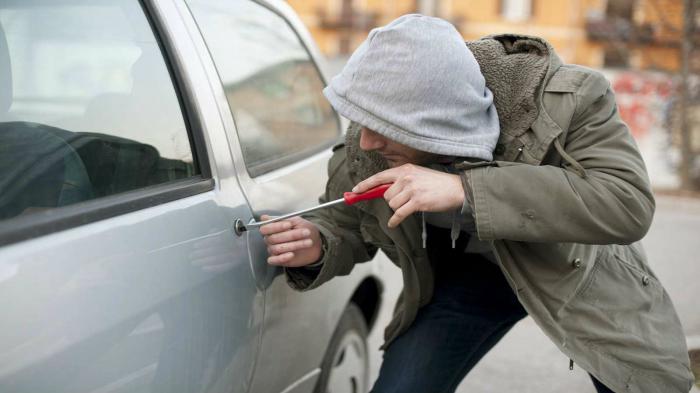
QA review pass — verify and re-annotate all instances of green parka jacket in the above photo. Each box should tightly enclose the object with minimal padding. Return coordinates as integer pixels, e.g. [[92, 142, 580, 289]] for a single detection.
[[286, 34, 695, 392]]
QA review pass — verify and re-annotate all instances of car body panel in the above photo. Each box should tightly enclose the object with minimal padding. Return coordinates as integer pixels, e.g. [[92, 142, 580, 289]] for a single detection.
[[0, 0, 264, 391], [0, 1, 384, 392], [173, 1, 383, 391], [0, 191, 262, 393]]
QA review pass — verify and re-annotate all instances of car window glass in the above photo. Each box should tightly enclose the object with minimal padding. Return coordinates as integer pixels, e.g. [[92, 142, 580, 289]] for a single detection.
[[0, 0, 197, 221], [185, 0, 340, 177]]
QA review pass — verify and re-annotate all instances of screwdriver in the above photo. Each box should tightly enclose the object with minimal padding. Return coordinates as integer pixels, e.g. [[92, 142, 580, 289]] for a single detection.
[[241, 183, 392, 231]]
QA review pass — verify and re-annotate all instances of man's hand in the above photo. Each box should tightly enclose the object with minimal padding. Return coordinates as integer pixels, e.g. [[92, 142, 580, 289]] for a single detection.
[[352, 164, 465, 228], [260, 215, 323, 267]]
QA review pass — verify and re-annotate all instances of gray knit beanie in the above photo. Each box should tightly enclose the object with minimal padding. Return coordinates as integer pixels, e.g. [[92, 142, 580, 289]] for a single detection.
[[323, 14, 499, 161]]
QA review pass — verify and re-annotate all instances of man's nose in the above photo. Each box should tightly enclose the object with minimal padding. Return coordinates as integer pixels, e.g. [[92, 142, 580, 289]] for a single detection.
[[359, 127, 386, 151]]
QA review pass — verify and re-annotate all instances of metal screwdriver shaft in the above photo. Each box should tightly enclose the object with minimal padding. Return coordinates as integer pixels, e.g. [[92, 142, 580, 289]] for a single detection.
[[245, 199, 345, 228], [244, 183, 392, 230]]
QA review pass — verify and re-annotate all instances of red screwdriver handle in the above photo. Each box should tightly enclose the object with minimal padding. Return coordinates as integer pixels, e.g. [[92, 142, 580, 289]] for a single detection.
[[343, 184, 392, 206]]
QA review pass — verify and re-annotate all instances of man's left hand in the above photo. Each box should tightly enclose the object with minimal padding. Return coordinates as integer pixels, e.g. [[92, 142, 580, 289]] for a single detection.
[[352, 164, 465, 228]]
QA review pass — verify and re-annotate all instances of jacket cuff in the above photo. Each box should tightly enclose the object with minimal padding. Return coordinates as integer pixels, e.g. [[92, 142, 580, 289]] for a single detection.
[[284, 221, 337, 291], [466, 166, 496, 240], [459, 171, 475, 216], [302, 234, 328, 269]]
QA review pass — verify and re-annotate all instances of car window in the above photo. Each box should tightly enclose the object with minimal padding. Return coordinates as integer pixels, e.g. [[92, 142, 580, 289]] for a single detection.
[[185, 0, 340, 177], [0, 0, 198, 221]]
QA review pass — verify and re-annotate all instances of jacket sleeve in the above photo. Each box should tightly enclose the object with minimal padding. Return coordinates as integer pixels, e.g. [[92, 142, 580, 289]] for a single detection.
[[466, 72, 655, 244], [285, 148, 377, 291]]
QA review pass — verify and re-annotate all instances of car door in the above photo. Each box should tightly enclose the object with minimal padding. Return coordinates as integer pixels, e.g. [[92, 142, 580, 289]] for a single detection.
[[179, 1, 351, 391], [0, 1, 262, 392]]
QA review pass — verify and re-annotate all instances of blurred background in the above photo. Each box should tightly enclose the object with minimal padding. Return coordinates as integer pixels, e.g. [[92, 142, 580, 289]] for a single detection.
[[284, 0, 700, 391], [289, 0, 700, 193]]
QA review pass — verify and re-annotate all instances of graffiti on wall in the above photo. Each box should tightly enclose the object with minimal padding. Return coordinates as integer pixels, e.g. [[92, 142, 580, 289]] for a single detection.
[[608, 70, 674, 139], [603, 69, 687, 188]]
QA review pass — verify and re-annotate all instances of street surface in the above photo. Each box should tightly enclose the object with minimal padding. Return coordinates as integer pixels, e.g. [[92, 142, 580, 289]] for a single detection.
[[366, 194, 700, 392]]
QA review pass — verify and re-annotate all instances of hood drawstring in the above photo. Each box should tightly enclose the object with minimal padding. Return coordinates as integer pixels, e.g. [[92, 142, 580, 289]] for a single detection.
[[553, 138, 588, 179], [421, 210, 461, 249]]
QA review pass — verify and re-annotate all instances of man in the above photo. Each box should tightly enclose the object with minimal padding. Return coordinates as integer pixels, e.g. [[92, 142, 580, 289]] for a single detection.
[[260, 14, 694, 393]]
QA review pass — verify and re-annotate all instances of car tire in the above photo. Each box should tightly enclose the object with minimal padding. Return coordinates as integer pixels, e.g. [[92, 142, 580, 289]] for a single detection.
[[314, 303, 369, 393]]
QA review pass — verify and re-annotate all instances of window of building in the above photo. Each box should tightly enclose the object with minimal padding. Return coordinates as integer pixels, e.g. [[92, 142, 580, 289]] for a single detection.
[[0, 0, 198, 221], [501, 0, 533, 22], [185, 0, 341, 177], [604, 46, 631, 68], [417, 0, 439, 16], [606, 0, 634, 20]]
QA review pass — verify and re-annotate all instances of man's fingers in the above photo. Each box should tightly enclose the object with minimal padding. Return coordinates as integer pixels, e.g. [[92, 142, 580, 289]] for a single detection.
[[382, 181, 404, 201], [268, 252, 295, 265], [287, 216, 306, 225], [352, 167, 400, 193], [388, 201, 416, 228], [268, 238, 314, 255], [259, 218, 293, 235], [265, 228, 311, 245], [387, 189, 411, 211]]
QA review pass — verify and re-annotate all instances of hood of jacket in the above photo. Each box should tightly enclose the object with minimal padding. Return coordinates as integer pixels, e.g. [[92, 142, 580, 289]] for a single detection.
[[345, 33, 561, 182], [324, 14, 500, 161]]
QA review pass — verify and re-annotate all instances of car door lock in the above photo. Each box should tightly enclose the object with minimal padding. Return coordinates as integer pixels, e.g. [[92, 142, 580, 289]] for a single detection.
[[233, 219, 247, 236]]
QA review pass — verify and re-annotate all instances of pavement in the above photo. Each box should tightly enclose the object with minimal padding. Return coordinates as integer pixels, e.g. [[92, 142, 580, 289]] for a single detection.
[[365, 194, 700, 392]]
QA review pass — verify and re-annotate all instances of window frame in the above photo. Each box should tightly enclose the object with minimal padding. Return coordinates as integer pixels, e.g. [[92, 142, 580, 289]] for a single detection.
[[0, 0, 214, 247], [185, 0, 342, 179]]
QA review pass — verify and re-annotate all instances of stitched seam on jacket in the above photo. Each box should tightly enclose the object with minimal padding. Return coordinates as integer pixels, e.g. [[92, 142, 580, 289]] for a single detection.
[[471, 167, 494, 240]]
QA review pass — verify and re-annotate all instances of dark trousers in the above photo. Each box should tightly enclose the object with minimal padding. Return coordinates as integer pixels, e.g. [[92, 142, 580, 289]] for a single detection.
[[370, 226, 615, 393]]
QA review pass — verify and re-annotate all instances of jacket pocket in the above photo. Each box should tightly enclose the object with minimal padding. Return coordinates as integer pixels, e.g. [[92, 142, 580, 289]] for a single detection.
[[576, 246, 661, 339], [561, 247, 692, 389]]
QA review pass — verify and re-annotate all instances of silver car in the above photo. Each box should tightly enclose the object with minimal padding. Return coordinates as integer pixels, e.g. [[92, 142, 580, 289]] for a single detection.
[[0, 1, 384, 392]]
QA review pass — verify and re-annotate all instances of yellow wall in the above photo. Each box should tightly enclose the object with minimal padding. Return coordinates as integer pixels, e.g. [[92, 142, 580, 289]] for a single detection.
[[287, 0, 681, 72], [638, 46, 681, 71], [635, 0, 683, 71]]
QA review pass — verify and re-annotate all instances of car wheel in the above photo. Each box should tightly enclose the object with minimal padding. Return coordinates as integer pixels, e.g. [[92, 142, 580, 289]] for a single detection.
[[689, 348, 700, 387], [314, 303, 369, 393]]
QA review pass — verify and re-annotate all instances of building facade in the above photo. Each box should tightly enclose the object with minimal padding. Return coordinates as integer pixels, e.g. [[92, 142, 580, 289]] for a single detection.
[[287, 0, 687, 73]]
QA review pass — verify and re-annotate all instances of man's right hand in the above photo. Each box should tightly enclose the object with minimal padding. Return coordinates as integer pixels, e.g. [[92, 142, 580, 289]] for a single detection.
[[260, 215, 323, 267]]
